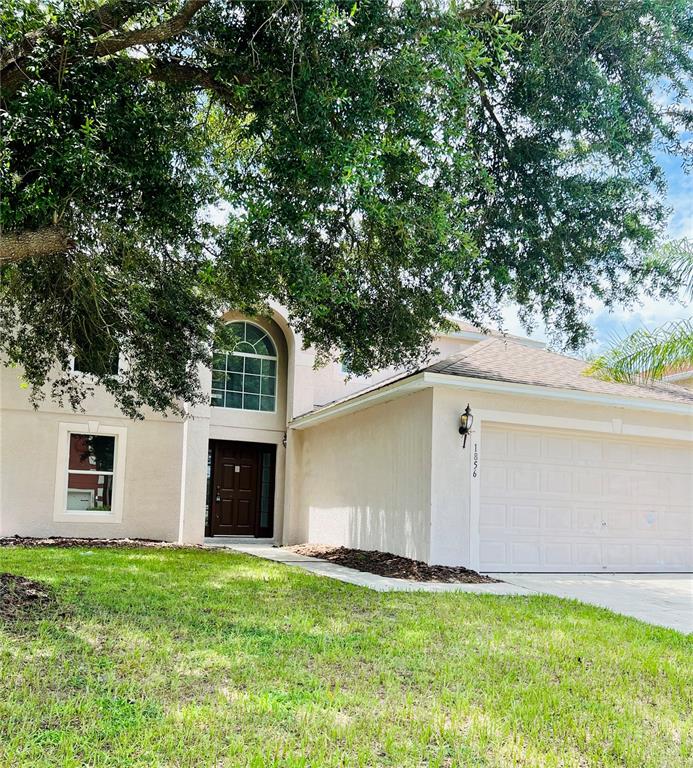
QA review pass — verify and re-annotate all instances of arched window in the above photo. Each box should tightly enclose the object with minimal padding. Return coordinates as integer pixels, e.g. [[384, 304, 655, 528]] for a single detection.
[[211, 322, 277, 412]]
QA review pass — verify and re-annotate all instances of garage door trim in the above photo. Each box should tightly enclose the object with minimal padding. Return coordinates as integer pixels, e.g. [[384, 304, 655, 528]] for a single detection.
[[469, 410, 692, 573]]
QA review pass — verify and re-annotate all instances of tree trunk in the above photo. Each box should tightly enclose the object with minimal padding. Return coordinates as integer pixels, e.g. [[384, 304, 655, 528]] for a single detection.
[[0, 226, 73, 264]]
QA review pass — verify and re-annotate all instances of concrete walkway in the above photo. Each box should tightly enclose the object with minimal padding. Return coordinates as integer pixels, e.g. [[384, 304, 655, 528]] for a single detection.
[[208, 541, 692, 631], [490, 573, 692, 634], [214, 540, 530, 595]]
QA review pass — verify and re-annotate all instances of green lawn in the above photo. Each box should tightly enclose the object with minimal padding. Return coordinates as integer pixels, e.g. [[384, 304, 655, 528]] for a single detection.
[[0, 547, 691, 768]]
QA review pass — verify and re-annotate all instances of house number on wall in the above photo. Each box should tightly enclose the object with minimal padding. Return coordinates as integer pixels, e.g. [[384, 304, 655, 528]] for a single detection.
[[472, 443, 479, 478]]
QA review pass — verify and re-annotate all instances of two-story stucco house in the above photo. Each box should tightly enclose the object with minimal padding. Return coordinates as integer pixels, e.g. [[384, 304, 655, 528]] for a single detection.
[[1, 305, 692, 572]]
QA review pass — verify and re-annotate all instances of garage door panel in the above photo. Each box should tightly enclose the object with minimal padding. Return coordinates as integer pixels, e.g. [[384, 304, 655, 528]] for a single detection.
[[480, 425, 692, 572], [480, 502, 506, 527], [511, 541, 541, 566], [484, 465, 507, 490], [604, 441, 632, 465], [511, 505, 541, 528], [575, 543, 602, 568], [573, 437, 603, 462], [604, 471, 633, 498], [606, 508, 633, 530], [510, 467, 540, 492], [574, 472, 603, 498], [605, 544, 632, 566], [662, 546, 688, 567], [634, 474, 663, 501], [542, 506, 573, 529], [658, 511, 690, 535], [634, 544, 659, 567], [511, 432, 541, 458], [542, 469, 572, 494], [483, 430, 508, 458], [545, 542, 571, 566], [667, 473, 693, 500], [543, 435, 573, 461], [575, 507, 602, 531]]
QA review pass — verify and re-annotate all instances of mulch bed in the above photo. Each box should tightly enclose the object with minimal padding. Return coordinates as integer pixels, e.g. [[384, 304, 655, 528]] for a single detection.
[[285, 545, 499, 583], [0, 573, 55, 621], [0, 536, 185, 549]]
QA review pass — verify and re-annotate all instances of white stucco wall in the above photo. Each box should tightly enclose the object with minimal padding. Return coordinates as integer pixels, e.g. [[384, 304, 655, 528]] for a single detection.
[[0, 401, 186, 541], [0, 348, 216, 542], [289, 379, 691, 567], [290, 388, 434, 561]]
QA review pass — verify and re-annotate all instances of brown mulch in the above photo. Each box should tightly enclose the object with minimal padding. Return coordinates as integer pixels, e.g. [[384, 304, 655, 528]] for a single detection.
[[285, 545, 499, 583], [0, 573, 55, 621], [0, 536, 187, 549]]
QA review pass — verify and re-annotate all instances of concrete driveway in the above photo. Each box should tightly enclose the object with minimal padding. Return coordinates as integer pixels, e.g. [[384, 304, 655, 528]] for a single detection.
[[489, 573, 692, 634]]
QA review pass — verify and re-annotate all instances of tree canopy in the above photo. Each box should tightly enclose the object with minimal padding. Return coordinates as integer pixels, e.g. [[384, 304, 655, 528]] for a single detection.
[[1, 0, 692, 417]]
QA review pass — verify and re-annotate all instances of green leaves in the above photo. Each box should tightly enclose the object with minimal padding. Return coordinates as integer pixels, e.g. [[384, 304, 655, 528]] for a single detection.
[[1, 0, 692, 414], [587, 240, 693, 384], [587, 319, 693, 385]]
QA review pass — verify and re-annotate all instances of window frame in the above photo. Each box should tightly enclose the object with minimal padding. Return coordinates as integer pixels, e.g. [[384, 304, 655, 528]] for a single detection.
[[70, 352, 123, 378], [211, 321, 278, 414], [53, 422, 127, 523]]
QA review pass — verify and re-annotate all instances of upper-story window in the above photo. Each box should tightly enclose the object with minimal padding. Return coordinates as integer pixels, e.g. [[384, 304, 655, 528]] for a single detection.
[[211, 322, 277, 412], [72, 343, 120, 376]]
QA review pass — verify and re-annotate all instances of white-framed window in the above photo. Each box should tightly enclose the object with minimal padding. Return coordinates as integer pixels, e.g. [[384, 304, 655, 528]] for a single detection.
[[211, 321, 277, 412], [53, 422, 127, 523], [70, 343, 121, 376]]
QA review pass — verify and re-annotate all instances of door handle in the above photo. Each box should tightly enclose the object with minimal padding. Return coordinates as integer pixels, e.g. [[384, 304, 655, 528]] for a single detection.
[[215, 485, 221, 503]]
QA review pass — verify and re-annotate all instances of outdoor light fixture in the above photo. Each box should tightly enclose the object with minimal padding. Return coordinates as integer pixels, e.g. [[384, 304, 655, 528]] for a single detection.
[[459, 404, 473, 448]]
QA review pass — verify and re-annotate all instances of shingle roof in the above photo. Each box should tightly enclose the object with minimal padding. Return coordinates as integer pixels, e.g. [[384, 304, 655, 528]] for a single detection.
[[426, 337, 693, 406]]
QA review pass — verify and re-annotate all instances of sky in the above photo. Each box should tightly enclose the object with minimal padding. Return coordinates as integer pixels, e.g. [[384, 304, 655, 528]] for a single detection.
[[503, 152, 693, 356]]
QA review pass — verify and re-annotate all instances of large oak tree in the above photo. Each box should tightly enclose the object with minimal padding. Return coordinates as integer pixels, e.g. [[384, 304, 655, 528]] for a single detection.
[[1, 0, 691, 416]]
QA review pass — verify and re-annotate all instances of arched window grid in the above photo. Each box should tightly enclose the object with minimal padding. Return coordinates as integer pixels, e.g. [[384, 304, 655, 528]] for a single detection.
[[211, 322, 277, 412]]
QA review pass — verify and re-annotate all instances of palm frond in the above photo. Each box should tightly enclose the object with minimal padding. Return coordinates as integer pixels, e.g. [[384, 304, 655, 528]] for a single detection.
[[652, 239, 693, 300], [586, 318, 693, 384]]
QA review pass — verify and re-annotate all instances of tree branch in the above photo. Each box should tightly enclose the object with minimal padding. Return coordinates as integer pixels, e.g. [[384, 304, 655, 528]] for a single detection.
[[468, 68, 510, 151], [0, 226, 74, 264], [456, 1, 496, 19], [93, 0, 210, 56], [0, 0, 199, 97], [144, 59, 250, 105]]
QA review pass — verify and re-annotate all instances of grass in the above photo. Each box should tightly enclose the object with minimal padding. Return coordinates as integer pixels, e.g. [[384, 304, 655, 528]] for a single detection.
[[0, 547, 691, 768]]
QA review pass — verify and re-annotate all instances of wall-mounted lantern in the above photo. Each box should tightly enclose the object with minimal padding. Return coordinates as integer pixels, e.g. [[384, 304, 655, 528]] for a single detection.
[[459, 404, 473, 448]]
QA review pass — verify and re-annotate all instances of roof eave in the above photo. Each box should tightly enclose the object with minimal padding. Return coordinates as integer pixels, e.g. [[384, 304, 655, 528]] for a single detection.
[[290, 369, 692, 431], [423, 372, 693, 416]]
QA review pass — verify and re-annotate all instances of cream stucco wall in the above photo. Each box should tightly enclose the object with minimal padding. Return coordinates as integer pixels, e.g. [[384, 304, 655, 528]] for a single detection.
[[290, 388, 434, 561], [290, 378, 691, 567], [0, 397, 186, 541]]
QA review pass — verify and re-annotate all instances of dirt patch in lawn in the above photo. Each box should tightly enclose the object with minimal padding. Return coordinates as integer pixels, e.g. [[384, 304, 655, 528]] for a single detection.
[[285, 545, 499, 583], [0, 536, 190, 550], [0, 573, 55, 621]]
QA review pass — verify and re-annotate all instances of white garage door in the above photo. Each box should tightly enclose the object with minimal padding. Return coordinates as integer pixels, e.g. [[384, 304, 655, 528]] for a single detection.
[[479, 424, 692, 572]]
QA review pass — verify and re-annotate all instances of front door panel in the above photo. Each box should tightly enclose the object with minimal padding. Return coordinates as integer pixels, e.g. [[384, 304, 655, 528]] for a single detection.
[[212, 443, 260, 535]]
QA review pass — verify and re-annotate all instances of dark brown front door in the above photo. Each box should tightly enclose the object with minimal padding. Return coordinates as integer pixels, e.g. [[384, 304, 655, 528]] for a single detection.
[[211, 442, 258, 535], [209, 441, 275, 537]]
